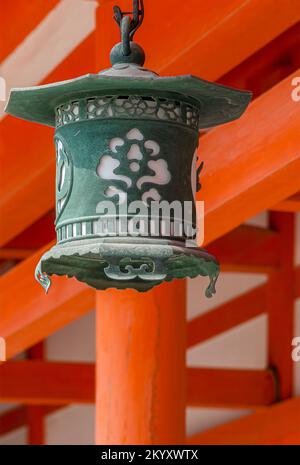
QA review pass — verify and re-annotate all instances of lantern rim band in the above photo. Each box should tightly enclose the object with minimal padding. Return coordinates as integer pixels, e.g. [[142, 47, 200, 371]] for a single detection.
[[35, 237, 219, 298]]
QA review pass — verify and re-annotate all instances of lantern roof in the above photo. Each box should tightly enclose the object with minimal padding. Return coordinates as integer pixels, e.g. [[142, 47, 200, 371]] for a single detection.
[[5, 62, 251, 130]]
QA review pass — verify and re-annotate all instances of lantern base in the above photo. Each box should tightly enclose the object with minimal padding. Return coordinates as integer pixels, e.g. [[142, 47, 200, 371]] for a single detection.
[[35, 237, 219, 297]]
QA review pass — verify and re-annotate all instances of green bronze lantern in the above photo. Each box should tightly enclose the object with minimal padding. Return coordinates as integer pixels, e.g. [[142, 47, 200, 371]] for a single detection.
[[5, 1, 251, 297]]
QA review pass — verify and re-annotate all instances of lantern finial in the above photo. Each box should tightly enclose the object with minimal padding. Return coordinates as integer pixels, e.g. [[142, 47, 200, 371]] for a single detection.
[[110, 1, 145, 66]]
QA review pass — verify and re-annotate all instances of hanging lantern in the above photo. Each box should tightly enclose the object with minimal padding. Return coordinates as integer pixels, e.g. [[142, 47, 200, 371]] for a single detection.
[[5, 1, 251, 297]]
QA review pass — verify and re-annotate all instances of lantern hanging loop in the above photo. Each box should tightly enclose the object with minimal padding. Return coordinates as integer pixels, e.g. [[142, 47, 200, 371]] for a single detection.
[[113, 0, 144, 56]]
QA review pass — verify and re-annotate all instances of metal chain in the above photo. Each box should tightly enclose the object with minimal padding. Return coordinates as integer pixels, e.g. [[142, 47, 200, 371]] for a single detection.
[[113, 0, 144, 44]]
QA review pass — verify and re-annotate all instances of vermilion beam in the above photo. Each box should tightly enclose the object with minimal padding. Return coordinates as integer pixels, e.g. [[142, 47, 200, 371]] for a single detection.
[[95, 283, 186, 445], [187, 368, 276, 409], [1, 0, 59, 62], [200, 69, 300, 245], [219, 22, 300, 98], [0, 33, 95, 248], [0, 407, 27, 437], [267, 212, 295, 400], [207, 225, 280, 273], [27, 342, 45, 445], [96, 0, 300, 80], [0, 361, 276, 410], [0, 244, 95, 359], [187, 284, 267, 348], [0, 361, 94, 404], [0, 406, 62, 438], [0, 248, 36, 260], [272, 192, 300, 212], [187, 397, 300, 445]]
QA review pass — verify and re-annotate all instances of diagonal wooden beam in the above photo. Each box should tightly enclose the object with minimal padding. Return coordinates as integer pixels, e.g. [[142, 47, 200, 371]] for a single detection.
[[272, 192, 300, 212], [201, 69, 300, 245], [0, 243, 95, 359], [187, 396, 300, 445], [0, 405, 62, 438], [0, 33, 95, 248], [187, 284, 267, 348], [0, 248, 36, 260], [1, 0, 59, 62], [207, 225, 280, 273], [188, 265, 300, 349], [0, 406, 27, 437], [219, 22, 300, 99], [187, 367, 276, 409]]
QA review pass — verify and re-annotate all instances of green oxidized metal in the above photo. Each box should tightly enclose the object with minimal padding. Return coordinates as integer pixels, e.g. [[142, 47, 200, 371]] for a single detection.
[[5, 20, 251, 297]]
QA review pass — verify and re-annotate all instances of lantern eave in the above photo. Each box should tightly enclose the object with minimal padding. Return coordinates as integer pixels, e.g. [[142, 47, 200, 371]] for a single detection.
[[35, 237, 220, 298], [5, 71, 252, 129]]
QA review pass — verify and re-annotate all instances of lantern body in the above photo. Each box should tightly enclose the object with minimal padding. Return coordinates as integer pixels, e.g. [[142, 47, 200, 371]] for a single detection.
[[5, 59, 251, 296], [54, 95, 199, 241]]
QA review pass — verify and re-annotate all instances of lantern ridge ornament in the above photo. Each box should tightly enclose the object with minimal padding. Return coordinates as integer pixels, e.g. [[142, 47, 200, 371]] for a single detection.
[[5, 1, 252, 297]]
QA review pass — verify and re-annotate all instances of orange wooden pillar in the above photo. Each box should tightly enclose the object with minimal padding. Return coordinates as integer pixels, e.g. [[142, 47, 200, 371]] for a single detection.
[[95, 282, 186, 445], [95, 2, 186, 445]]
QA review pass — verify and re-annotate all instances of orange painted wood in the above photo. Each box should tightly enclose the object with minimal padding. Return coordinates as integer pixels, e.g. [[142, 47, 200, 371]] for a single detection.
[[6, 211, 56, 250], [0, 406, 62, 438], [207, 225, 280, 273], [28, 341, 45, 360], [1, 0, 59, 62], [200, 69, 300, 245], [95, 282, 186, 445], [187, 284, 267, 348], [187, 368, 276, 409], [0, 248, 36, 260], [0, 363, 275, 411], [96, 0, 300, 80], [295, 266, 300, 298], [27, 342, 45, 445], [0, 3, 299, 367], [0, 33, 95, 248], [219, 22, 300, 98], [0, 243, 95, 359], [272, 192, 300, 212], [0, 407, 27, 437], [95, 4, 186, 447], [267, 212, 295, 400], [0, 361, 94, 404], [187, 397, 300, 445]]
